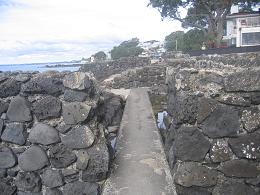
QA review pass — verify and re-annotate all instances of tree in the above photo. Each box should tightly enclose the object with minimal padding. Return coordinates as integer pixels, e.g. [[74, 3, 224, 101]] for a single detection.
[[164, 31, 185, 51], [94, 51, 107, 61], [164, 29, 206, 51], [110, 38, 144, 60], [183, 29, 206, 50], [149, 0, 259, 47]]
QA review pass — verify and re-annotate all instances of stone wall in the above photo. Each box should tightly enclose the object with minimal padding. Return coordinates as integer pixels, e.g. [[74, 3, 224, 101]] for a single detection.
[[80, 57, 151, 81], [103, 66, 166, 91], [164, 64, 260, 194], [0, 71, 124, 195], [165, 52, 260, 69]]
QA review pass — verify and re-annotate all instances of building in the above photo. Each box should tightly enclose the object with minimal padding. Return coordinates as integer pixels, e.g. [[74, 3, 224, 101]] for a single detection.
[[139, 40, 165, 59], [223, 10, 260, 47]]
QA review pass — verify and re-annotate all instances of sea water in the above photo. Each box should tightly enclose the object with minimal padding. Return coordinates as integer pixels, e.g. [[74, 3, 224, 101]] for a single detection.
[[0, 63, 80, 72]]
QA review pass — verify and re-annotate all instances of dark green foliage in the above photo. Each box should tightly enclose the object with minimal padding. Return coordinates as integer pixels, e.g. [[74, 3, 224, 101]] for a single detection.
[[149, 0, 259, 47], [183, 29, 206, 51], [110, 38, 144, 60], [164, 29, 206, 51], [164, 31, 185, 51], [94, 51, 107, 61]]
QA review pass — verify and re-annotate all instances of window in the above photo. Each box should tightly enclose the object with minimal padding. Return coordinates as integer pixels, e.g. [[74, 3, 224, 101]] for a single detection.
[[242, 32, 260, 46], [247, 17, 260, 27]]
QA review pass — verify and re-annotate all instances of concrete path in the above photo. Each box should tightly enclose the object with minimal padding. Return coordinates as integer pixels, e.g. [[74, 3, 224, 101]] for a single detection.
[[103, 88, 176, 195]]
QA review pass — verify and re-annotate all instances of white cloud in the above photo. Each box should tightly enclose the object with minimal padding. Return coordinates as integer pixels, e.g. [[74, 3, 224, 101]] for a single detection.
[[0, 0, 182, 64]]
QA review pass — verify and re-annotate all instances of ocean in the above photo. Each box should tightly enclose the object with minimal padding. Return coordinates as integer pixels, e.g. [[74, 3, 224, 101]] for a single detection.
[[0, 62, 80, 72]]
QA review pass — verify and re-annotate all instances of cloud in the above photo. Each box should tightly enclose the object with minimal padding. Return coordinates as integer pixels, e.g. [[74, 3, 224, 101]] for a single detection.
[[0, 0, 182, 64]]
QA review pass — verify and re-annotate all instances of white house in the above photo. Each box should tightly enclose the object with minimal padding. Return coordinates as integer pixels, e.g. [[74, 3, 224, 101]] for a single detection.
[[223, 10, 260, 47], [139, 40, 165, 58]]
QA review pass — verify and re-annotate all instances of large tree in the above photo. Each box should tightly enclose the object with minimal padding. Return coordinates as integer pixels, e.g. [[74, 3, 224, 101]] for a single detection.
[[164, 29, 206, 51], [149, 0, 259, 47], [110, 38, 144, 60], [183, 29, 206, 50], [164, 31, 185, 51], [94, 51, 107, 61]]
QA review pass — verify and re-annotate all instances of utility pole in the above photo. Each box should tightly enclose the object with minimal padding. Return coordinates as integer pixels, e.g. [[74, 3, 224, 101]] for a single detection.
[[176, 40, 178, 51]]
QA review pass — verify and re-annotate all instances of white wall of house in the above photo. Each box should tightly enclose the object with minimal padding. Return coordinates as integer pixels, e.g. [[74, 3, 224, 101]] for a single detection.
[[223, 14, 260, 47]]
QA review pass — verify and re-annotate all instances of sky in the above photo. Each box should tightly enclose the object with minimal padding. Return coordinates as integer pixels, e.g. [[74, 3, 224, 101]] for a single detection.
[[0, 0, 182, 64]]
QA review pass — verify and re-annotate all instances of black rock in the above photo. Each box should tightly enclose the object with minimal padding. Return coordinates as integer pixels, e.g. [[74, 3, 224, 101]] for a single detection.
[[63, 181, 100, 195], [0, 73, 8, 83], [17, 192, 42, 195], [56, 122, 72, 134], [0, 99, 9, 115], [18, 146, 49, 171], [12, 147, 26, 155], [0, 119, 4, 136], [219, 159, 259, 178], [62, 169, 79, 183], [62, 102, 91, 125], [210, 140, 233, 163], [217, 94, 251, 107], [61, 126, 95, 149], [7, 167, 19, 177], [0, 169, 7, 178], [21, 76, 64, 96], [212, 180, 257, 195], [241, 108, 260, 133], [0, 147, 17, 169], [251, 92, 260, 105], [6, 96, 32, 122], [63, 72, 94, 91], [228, 131, 260, 160], [15, 74, 30, 83], [0, 182, 17, 195], [41, 169, 64, 188], [197, 97, 217, 124], [0, 79, 21, 98], [15, 172, 41, 192], [76, 150, 90, 170], [173, 126, 210, 161], [96, 94, 124, 126], [1, 123, 27, 145], [176, 185, 211, 195], [32, 96, 61, 120], [49, 144, 76, 168], [175, 162, 218, 187], [45, 188, 62, 195], [224, 69, 260, 92], [168, 92, 198, 125], [82, 143, 110, 182], [246, 176, 260, 186], [29, 123, 60, 145], [64, 89, 88, 102], [201, 105, 240, 138]]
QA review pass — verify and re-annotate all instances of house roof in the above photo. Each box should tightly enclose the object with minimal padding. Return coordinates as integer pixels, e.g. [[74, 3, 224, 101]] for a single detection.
[[226, 11, 260, 19]]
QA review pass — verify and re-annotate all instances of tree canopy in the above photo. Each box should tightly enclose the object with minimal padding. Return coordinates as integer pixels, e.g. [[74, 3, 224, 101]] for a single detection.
[[110, 38, 144, 60], [149, 0, 259, 47], [93, 51, 107, 61], [164, 31, 185, 51], [164, 29, 206, 51]]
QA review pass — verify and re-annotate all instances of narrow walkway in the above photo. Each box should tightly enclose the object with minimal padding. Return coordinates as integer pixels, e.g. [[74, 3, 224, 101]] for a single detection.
[[103, 88, 176, 195]]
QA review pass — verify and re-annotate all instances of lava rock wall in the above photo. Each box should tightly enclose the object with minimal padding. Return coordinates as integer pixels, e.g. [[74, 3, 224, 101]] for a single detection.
[[0, 71, 124, 195], [103, 66, 166, 90], [80, 57, 151, 81], [165, 64, 260, 194]]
